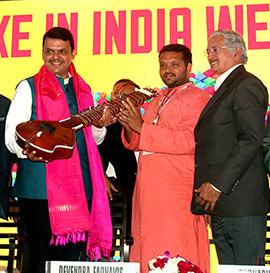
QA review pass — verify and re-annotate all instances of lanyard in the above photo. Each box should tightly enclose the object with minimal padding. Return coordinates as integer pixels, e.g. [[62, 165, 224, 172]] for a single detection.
[[152, 82, 192, 125]]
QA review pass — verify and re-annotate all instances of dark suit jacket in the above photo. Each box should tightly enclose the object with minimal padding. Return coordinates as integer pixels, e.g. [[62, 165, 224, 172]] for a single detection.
[[194, 65, 270, 216], [262, 119, 270, 173], [98, 122, 137, 194], [0, 94, 15, 219]]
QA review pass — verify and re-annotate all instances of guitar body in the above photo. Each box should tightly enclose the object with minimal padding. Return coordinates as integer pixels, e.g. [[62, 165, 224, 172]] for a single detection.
[[15, 120, 76, 161]]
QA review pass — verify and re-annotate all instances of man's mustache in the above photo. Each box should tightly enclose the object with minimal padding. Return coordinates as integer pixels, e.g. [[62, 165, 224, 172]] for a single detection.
[[164, 73, 175, 77]]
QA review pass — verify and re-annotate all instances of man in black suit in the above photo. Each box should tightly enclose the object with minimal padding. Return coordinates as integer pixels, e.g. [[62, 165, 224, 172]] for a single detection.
[[194, 30, 269, 265], [0, 94, 14, 219], [98, 79, 138, 240]]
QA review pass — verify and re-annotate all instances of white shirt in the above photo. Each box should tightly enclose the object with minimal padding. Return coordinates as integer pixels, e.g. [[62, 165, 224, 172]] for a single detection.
[[214, 64, 242, 91], [5, 79, 106, 158]]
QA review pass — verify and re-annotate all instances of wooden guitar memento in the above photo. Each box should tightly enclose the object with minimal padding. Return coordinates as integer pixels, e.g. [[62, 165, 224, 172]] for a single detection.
[[15, 88, 157, 162]]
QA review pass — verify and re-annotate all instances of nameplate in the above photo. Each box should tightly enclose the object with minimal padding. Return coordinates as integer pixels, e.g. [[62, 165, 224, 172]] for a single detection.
[[217, 265, 270, 273], [45, 261, 140, 273]]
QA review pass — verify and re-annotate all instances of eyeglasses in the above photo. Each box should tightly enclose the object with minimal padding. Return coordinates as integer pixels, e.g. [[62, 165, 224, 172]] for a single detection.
[[205, 46, 228, 55]]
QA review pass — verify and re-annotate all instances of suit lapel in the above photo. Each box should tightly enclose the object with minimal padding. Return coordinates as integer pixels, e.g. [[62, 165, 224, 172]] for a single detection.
[[197, 65, 245, 123]]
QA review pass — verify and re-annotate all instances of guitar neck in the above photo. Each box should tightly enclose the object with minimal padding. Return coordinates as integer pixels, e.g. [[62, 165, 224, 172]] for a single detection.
[[60, 88, 156, 130]]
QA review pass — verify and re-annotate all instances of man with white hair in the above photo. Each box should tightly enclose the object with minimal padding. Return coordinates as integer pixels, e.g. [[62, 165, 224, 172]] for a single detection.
[[194, 30, 269, 265]]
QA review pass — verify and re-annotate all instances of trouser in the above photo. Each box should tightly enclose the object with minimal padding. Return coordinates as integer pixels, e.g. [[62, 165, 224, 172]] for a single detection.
[[211, 215, 267, 265], [20, 199, 89, 273]]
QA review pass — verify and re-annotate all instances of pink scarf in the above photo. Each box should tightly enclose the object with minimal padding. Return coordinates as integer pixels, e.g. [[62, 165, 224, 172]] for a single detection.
[[34, 63, 112, 260]]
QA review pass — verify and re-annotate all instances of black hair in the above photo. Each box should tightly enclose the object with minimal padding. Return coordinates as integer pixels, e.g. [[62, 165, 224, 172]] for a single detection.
[[113, 79, 140, 90], [159, 44, 192, 66], [42, 27, 74, 51]]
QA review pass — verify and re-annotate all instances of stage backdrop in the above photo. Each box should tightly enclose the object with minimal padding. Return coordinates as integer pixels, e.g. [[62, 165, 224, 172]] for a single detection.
[[0, 0, 269, 272], [0, 0, 269, 98]]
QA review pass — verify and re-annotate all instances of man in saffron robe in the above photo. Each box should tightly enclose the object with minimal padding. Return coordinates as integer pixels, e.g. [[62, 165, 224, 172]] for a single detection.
[[118, 44, 210, 273], [5, 27, 112, 273]]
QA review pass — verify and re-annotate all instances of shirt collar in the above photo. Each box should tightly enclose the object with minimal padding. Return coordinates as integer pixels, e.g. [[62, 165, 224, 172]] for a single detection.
[[56, 72, 72, 85], [215, 64, 242, 91]]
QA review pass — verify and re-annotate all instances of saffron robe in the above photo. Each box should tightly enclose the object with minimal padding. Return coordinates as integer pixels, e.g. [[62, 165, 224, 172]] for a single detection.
[[122, 83, 210, 273]]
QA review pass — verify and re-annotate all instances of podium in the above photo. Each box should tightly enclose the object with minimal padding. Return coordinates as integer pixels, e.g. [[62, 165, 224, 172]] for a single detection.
[[45, 261, 140, 273]]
